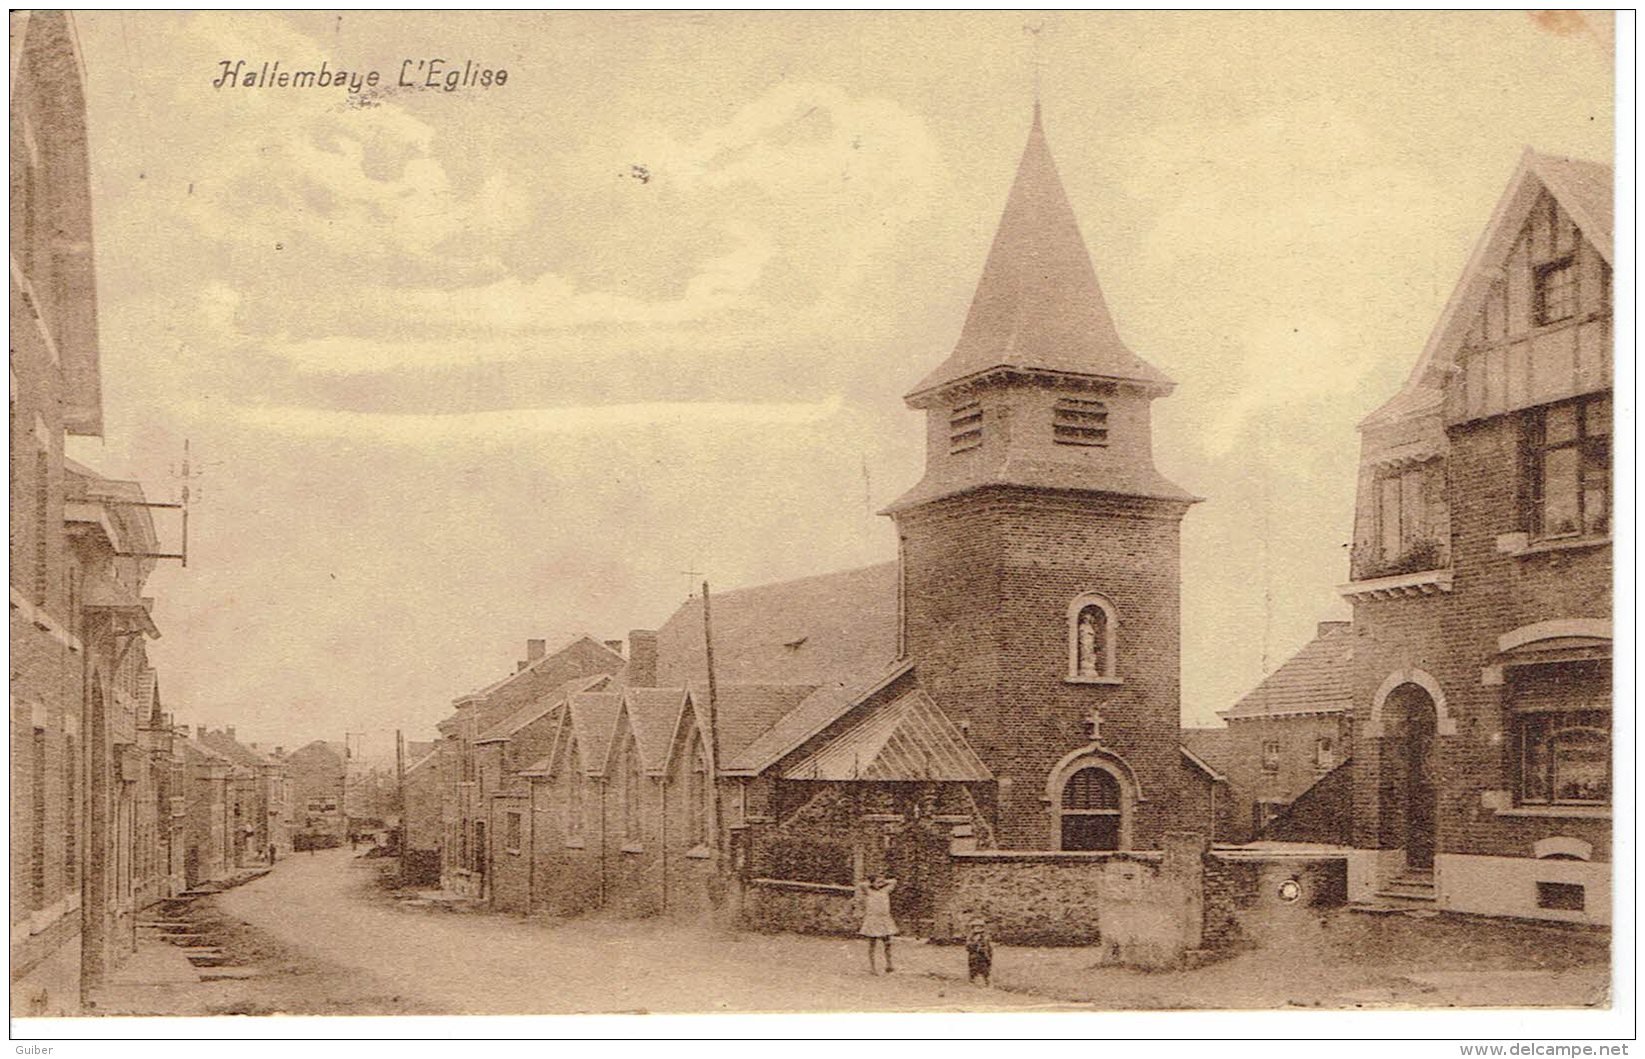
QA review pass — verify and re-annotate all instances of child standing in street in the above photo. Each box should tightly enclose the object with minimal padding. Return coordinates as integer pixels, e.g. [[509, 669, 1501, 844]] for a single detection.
[[857, 875, 899, 974], [964, 916, 994, 987]]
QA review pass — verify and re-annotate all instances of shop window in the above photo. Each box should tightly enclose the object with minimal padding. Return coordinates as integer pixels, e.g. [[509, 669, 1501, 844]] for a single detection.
[[1518, 710, 1609, 806]]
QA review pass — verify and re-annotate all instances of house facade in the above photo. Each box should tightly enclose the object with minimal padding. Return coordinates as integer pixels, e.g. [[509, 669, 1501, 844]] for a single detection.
[[286, 740, 349, 847], [1210, 621, 1355, 842], [1338, 150, 1612, 923], [200, 727, 291, 864], [9, 11, 183, 1014]]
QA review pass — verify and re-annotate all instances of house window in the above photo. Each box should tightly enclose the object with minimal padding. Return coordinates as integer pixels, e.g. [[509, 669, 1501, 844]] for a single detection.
[[1536, 882, 1585, 911], [1526, 395, 1609, 539], [504, 810, 523, 853], [32, 726, 47, 909], [1518, 710, 1609, 806], [34, 447, 49, 606], [687, 731, 709, 847], [1053, 397, 1109, 447], [948, 401, 983, 454], [1534, 255, 1577, 326], [1367, 462, 1442, 576], [1314, 736, 1335, 771], [566, 738, 584, 837], [1059, 766, 1122, 851], [1067, 594, 1118, 681], [623, 734, 642, 841], [1261, 740, 1281, 774], [64, 733, 77, 888]]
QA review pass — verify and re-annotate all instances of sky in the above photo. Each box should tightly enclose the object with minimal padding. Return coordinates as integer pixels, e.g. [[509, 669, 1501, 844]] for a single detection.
[[65, 11, 1615, 755]]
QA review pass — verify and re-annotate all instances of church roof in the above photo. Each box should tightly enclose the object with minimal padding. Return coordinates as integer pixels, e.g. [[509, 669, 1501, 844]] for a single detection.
[[653, 562, 899, 688], [908, 107, 1172, 403], [882, 453, 1200, 513], [723, 661, 912, 774], [778, 685, 992, 782], [1220, 621, 1354, 721]]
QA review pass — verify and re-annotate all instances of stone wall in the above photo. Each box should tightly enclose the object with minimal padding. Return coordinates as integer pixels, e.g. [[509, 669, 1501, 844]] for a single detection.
[[1203, 852, 1349, 950], [741, 879, 860, 936]]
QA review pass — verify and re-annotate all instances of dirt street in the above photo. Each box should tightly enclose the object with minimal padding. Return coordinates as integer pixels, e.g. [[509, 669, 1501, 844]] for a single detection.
[[94, 849, 1609, 1017]]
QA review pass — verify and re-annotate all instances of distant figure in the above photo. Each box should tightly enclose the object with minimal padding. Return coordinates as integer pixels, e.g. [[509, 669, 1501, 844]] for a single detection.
[[964, 916, 993, 987], [857, 875, 899, 974]]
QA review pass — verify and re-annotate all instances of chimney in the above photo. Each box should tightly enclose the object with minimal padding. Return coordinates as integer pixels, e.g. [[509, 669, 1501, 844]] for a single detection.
[[527, 639, 546, 662], [516, 661, 527, 672], [196, 725, 206, 742], [226, 726, 236, 742], [275, 746, 284, 757], [1317, 620, 1351, 638], [627, 629, 658, 688], [604, 639, 626, 658]]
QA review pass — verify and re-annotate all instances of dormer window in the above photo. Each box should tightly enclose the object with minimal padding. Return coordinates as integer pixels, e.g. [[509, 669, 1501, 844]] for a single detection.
[[948, 402, 983, 454], [1053, 397, 1108, 447], [1534, 254, 1577, 326]]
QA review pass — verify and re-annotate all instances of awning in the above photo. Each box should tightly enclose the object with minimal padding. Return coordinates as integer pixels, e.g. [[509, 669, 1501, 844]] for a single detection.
[[780, 688, 992, 782]]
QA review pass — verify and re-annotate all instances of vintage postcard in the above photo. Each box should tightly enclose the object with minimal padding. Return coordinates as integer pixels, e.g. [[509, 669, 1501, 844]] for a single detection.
[[9, 8, 1626, 1040]]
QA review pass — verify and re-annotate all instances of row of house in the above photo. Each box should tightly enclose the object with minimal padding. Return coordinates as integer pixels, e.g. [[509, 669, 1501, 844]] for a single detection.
[[7, 14, 326, 1014], [1187, 149, 1613, 926]]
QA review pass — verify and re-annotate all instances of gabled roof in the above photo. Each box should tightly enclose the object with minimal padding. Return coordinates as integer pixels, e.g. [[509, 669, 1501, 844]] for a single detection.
[[778, 686, 991, 782], [199, 728, 274, 770], [908, 107, 1172, 403], [654, 563, 899, 688], [724, 660, 913, 775], [566, 691, 624, 777], [624, 687, 689, 773], [450, 635, 625, 711], [1220, 622, 1354, 721], [474, 674, 610, 745], [1180, 727, 1231, 774], [1363, 148, 1614, 430]]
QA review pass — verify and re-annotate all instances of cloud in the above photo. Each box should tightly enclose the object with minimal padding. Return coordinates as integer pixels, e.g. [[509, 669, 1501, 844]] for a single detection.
[[202, 395, 846, 444]]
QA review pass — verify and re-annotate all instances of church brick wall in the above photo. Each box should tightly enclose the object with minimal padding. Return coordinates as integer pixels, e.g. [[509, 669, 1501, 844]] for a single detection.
[[899, 489, 1192, 851]]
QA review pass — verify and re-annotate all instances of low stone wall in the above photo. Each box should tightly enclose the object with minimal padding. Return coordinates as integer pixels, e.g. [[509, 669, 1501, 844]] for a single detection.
[[935, 833, 1210, 968], [1204, 850, 1349, 949], [741, 878, 859, 936]]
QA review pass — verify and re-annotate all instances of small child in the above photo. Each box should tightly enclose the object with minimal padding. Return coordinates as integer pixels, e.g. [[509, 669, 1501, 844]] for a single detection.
[[857, 875, 899, 974], [964, 916, 993, 987]]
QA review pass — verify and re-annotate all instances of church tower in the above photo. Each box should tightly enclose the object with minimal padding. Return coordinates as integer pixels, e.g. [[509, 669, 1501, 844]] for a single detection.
[[885, 107, 1198, 851]]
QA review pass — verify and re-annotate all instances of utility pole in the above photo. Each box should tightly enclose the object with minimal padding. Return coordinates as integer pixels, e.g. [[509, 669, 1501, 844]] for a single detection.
[[700, 581, 724, 858], [395, 729, 406, 880]]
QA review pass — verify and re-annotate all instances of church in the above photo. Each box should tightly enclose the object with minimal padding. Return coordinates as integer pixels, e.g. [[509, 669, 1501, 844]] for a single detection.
[[436, 106, 1226, 936]]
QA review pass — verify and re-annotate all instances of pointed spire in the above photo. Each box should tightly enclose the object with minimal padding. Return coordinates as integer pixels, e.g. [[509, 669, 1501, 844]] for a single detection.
[[908, 110, 1171, 403]]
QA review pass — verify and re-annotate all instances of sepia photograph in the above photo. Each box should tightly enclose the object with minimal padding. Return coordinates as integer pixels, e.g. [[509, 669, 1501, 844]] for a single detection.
[[8, 7, 1629, 1039]]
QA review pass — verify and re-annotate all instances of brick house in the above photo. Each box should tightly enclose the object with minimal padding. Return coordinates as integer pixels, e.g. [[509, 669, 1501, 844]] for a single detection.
[[200, 727, 291, 864], [9, 11, 182, 1014], [285, 740, 349, 847], [429, 108, 1228, 934], [399, 748, 442, 883], [1206, 620, 1355, 841], [177, 737, 232, 888], [1333, 150, 1612, 923], [434, 636, 627, 896]]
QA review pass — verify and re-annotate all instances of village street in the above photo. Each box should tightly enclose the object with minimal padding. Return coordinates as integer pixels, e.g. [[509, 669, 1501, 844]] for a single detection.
[[87, 848, 1610, 1018]]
